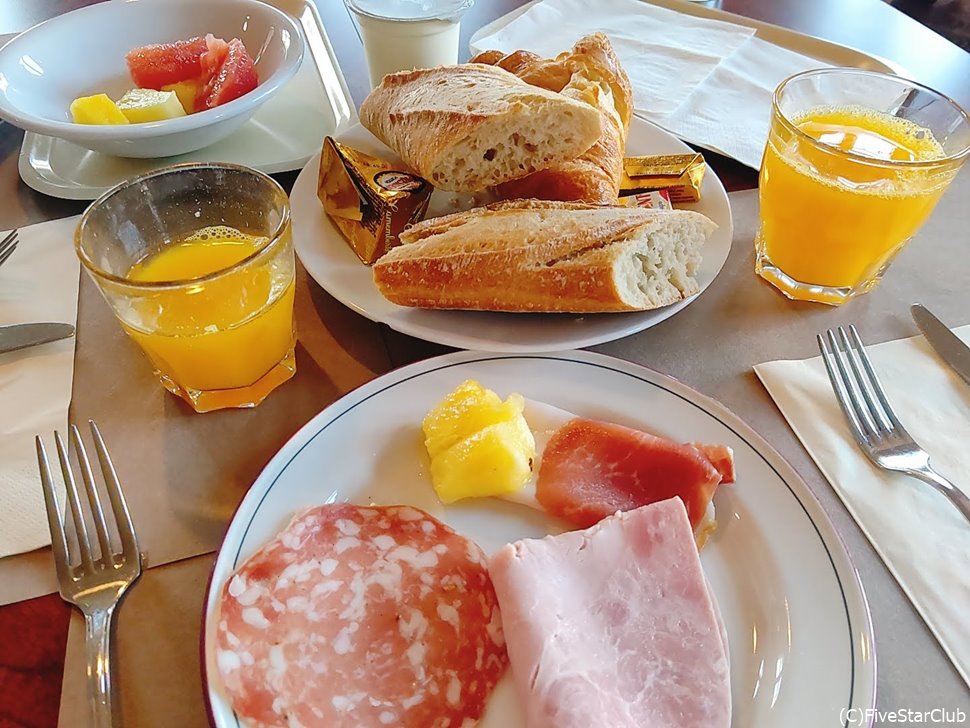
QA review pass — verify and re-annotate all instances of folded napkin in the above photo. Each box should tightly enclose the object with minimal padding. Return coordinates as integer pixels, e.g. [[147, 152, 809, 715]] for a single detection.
[[471, 0, 830, 169], [656, 36, 827, 168], [469, 0, 755, 117], [755, 327, 970, 687], [0, 217, 80, 559]]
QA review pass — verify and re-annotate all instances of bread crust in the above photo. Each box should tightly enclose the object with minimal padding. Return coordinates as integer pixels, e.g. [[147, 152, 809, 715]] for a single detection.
[[470, 33, 633, 204], [358, 64, 602, 193], [372, 200, 715, 313]]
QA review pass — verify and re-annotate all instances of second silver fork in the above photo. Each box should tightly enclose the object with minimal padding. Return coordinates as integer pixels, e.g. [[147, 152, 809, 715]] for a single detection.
[[37, 421, 142, 727], [817, 325, 970, 523]]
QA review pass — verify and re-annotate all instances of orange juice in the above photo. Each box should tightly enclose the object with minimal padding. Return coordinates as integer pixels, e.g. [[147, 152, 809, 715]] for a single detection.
[[757, 105, 954, 302], [123, 225, 295, 408]]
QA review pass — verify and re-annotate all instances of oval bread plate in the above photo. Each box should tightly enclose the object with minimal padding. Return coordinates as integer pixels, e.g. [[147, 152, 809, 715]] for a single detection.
[[289, 117, 733, 353], [203, 350, 876, 728]]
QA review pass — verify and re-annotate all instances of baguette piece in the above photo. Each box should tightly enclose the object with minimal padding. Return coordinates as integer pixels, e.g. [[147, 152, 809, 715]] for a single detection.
[[358, 64, 602, 193], [470, 33, 633, 204], [372, 200, 715, 313]]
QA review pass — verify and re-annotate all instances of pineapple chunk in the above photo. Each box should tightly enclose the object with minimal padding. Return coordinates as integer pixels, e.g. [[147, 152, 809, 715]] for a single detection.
[[161, 81, 201, 115], [423, 379, 525, 459], [116, 89, 186, 124], [430, 418, 535, 503], [69, 94, 129, 125], [423, 379, 536, 503]]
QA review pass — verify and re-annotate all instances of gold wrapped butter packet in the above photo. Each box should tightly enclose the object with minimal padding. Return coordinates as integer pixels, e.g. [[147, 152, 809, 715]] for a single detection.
[[619, 153, 706, 203], [317, 137, 432, 264]]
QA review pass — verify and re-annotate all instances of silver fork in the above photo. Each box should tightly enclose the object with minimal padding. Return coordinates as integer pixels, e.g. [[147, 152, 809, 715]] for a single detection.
[[817, 325, 970, 523], [36, 421, 142, 727], [0, 229, 18, 267]]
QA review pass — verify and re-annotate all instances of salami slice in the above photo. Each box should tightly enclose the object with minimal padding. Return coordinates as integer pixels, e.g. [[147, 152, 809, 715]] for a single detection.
[[215, 504, 508, 727]]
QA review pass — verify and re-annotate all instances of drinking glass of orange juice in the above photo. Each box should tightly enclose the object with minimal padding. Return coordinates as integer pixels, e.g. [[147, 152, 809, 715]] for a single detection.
[[76, 163, 296, 412], [756, 69, 970, 304]]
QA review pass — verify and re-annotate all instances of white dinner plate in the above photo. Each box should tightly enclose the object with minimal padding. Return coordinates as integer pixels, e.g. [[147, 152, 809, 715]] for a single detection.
[[289, 118, 733, 352], [203, 350, 876, 728]]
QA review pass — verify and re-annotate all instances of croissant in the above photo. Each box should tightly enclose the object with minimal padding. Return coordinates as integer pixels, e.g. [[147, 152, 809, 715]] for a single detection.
[[469, 33, 633, 204]]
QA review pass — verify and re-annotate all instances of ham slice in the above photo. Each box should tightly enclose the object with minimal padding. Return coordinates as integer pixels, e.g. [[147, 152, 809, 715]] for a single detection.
[[691, 443, 736, 484], [535, 417, 727, 529], [489, 498, 731, 728]]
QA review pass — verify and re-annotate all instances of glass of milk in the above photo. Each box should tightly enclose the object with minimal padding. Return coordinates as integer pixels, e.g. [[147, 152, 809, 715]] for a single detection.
[[344, 0, 474, 88]]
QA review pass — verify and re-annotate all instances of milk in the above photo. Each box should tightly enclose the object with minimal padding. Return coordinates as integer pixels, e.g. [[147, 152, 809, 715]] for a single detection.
[[345, 0, 473, 88]]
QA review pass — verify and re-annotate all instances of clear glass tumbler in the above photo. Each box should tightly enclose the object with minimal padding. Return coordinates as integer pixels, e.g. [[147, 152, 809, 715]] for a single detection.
[[756, 68, 970, 305], [76, 163, 296, 413], [344, 0, 475, 88]]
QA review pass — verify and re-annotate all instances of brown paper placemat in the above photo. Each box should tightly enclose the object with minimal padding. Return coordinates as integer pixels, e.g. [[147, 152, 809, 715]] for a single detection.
[[0, 263, 391, 606], [58, 554, 214, 728]]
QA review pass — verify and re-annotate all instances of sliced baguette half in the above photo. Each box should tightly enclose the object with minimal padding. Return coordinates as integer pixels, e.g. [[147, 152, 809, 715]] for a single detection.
[[372, 200, 716, 313], [359, 65, 602, 193]]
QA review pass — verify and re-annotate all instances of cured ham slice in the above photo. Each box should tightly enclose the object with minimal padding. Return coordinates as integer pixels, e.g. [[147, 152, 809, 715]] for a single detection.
[[691, 443, 736, 484], [215, 504, 508, 727], [536, 417, 728, 529], [489, 498, 731, 728]]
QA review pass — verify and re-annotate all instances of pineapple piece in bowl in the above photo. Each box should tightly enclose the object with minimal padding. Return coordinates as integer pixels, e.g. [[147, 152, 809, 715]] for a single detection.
[[162, 80, 202, 114], [69, 93, 129, 125], [116, 89, 186, 123]]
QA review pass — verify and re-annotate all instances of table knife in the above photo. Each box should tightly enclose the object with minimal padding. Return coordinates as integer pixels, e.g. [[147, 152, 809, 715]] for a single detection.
[[0, 323, 75, 354], [911, 304, 970, 386]]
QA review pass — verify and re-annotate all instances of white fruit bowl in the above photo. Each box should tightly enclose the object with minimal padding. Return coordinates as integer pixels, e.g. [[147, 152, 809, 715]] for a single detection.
[[0, 0, 304, 158]]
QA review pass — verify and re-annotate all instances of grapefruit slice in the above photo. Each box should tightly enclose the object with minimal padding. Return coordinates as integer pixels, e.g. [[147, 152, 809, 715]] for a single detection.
[[126, 34, 229, 91], [196, 38, 258, 111], [126, 36, 208, 90], [199, 34, 230, 84], [125, 33, 229, 91]]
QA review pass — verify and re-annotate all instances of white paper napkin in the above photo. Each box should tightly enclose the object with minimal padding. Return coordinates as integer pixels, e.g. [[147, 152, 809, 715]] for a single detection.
[[471, 0, 832, 169], [0, 216, 80, 559], [655, 36, 828, 168], [469, 0, 755, 117], [754, 327, 970, 687]]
